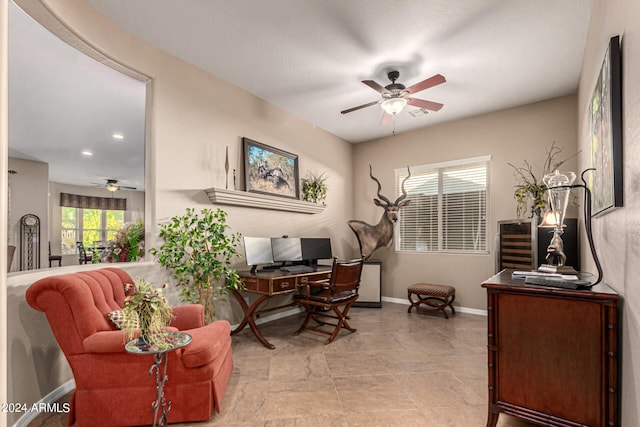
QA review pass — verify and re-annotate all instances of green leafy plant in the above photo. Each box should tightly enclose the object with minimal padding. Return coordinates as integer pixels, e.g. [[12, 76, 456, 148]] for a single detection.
[[302, 171, 328, 205], [508, 142, 579, 218], [122, 278, 173, 349], [108, 219, 145, 262], [149, 208, 243, 323]]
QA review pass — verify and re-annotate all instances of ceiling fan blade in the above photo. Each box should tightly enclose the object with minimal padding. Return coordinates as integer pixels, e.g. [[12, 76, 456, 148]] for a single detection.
[[341, 100, 379, 114], [120, 185, 137, 190], [407, 97, 444, 112], [362, 79, 388, 94], [380, 111, 392, 125], [406, 74, 446, 94]]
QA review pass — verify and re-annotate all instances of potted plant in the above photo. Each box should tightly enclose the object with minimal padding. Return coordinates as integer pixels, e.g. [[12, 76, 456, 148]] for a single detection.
[[149, 208, 243, 324], [302, 170, 328, 205], [508, 142, 579, 218], [122, 278, 173, 349], [109, 219, 145, 262]]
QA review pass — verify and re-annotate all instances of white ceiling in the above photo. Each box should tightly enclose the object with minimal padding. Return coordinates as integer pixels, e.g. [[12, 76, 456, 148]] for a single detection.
[[8, 0, 593, 188], [86, 0, 593, 143]]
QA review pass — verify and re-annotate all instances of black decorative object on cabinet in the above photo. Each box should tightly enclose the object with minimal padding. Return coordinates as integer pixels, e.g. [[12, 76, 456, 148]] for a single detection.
[[496, 218, 579, 272]]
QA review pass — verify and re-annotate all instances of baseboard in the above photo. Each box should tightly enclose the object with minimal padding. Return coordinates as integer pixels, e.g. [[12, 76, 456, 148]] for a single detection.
[[13, 379, 75, 427], [381, 296, 487, 316]]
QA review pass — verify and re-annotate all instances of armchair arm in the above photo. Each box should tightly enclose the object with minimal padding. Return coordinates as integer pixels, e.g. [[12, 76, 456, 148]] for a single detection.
[[180, 320, 231, 368], [170, 304, 205, 330]]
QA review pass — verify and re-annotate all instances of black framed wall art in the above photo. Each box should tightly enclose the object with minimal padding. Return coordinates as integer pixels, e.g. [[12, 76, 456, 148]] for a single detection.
[[588, 35, 623, 217], [243, 137, 300, 199]]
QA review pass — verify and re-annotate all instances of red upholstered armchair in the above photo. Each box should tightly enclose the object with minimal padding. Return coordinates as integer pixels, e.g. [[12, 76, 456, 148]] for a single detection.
[[26, 268, 233, 427]]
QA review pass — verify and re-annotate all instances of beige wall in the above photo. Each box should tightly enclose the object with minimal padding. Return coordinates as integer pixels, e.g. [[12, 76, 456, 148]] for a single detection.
[[353, 95, 578, 309], [7, 157, 49, 272], [578, 0, 640, 424]]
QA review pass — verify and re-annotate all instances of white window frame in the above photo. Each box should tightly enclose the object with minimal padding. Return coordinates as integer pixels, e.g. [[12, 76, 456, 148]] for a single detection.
[[395, 155, 491, 254], [61, 207, 124, 254]]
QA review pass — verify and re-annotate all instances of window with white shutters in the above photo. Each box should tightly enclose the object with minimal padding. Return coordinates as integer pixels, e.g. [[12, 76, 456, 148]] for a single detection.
[[396, 156, 490, 254]]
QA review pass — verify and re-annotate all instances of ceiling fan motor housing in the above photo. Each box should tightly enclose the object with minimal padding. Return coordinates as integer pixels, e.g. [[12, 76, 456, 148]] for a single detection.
[[385, 70, 407, 96]]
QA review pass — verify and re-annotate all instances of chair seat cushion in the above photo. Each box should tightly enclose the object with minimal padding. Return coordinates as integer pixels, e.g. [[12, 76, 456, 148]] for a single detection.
[[295, 289, 357, 304]]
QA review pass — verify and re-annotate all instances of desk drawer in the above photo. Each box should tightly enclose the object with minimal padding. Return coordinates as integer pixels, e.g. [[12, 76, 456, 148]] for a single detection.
[[271, 278, 295, 294], [298, 272, 331, 285]]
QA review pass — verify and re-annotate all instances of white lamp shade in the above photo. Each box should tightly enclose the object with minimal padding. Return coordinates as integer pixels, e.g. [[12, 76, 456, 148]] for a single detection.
[[381, 97, 408, 115]]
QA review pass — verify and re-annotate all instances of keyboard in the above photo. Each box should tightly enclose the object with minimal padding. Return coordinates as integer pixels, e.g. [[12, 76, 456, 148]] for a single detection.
[[524, 277, 593, 290], [280, 265, 314, 273]]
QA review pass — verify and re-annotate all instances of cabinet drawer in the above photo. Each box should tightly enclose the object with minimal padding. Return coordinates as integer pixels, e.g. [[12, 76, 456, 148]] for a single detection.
[[271, 278, 295, 294]]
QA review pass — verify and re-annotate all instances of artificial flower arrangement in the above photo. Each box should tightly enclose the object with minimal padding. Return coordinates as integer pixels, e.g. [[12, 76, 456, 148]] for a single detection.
[[108, 219, 145, 262], [121, 278, 174, 349]]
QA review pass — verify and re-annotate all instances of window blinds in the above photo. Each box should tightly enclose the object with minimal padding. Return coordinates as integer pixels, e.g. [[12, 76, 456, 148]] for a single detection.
[[396, 157, 489, 253]]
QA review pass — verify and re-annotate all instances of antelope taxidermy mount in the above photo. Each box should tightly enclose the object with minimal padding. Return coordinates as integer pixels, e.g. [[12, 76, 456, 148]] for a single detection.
[[348, 165, 411, 259]]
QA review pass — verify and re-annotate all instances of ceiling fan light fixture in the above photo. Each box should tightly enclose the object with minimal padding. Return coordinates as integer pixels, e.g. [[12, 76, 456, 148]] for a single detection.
[[381, 97, 408, 115], [106, 183, 119, 192]]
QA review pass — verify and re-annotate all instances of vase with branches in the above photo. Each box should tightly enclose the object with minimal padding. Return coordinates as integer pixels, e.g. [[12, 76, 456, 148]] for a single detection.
[[508, 142, 579, 218]]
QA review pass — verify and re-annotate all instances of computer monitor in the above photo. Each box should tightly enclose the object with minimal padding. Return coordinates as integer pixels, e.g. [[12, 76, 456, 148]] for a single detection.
[[243, 237, 274, 273], [301, 238, 332, 265], [271, 237, 302, 263]]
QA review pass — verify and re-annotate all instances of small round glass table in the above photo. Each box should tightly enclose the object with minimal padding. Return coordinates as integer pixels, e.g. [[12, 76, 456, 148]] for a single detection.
[[125, 331, 192, 427]]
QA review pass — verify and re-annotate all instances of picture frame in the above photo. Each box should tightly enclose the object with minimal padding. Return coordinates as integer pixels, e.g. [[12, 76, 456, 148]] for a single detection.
[[588, 35, 623, 217], [243, 137, 300, 199]]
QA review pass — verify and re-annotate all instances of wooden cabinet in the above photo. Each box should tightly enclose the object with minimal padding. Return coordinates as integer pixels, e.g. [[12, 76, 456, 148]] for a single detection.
[[482, 270, 619, 427]]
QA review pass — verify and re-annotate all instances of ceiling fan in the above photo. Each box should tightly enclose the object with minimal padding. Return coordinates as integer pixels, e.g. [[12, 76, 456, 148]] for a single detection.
[[341, 70, 446, 124], [92, 179, 137, 192]]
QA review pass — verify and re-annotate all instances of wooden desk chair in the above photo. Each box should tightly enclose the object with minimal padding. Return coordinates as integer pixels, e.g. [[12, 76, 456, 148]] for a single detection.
[[76, 242, 92, 264], [293, 257, 364, 344], [48, 242, 62, 267]]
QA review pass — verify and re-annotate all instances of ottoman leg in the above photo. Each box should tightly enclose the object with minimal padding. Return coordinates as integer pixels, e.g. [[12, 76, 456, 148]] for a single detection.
[[407, 291, 416, 313]]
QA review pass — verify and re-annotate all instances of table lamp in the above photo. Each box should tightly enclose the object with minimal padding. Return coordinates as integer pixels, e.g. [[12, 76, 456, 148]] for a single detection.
[[540, 170, 577, 273], [539, 169, 603, 285]]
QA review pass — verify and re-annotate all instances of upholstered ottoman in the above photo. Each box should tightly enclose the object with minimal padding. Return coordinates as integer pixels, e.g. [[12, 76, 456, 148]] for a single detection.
[[407, 283, 456, 319]]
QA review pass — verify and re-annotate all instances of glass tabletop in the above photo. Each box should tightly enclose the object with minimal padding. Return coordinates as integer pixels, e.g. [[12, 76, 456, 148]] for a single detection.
[[125, 331, 192, 354]]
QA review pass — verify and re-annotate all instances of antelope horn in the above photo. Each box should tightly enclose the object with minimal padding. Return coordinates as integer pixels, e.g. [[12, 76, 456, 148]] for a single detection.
[[394, 166, 411, 204], [369, 165, 392, 205]]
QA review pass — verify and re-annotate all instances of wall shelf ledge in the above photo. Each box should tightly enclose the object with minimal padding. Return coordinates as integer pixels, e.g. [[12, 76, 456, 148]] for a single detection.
[[204, 188, 325, 214]]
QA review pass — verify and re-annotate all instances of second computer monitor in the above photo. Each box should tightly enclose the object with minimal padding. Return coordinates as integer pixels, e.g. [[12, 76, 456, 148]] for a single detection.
[[271, 237, 302, 262]]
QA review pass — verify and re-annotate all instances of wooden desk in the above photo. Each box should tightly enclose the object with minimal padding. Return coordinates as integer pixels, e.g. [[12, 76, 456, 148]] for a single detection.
[[232, 266, 332, 349], [482, 270, 619, 427]]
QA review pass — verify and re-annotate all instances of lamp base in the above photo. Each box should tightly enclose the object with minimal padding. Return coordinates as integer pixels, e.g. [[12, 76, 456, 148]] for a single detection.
[[538, 264, 578, 275]]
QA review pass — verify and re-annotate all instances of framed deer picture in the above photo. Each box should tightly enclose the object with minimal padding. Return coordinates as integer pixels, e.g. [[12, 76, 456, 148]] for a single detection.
[[243, 138, 300, 199]]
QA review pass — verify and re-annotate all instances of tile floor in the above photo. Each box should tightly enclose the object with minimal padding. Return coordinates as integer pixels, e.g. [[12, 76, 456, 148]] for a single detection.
[[31, 302, 534, 426]]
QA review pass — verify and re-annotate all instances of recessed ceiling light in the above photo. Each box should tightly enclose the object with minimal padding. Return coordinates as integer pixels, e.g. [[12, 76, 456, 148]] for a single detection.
[[112, 133, 124, 140], [82, 150, 93, 156]]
